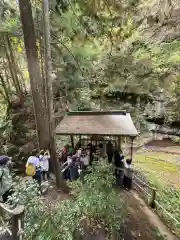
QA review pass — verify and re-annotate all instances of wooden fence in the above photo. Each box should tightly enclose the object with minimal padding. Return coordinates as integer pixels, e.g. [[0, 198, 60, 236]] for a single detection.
[[133, 173, 180, 232], [0, 203, 24, 240]]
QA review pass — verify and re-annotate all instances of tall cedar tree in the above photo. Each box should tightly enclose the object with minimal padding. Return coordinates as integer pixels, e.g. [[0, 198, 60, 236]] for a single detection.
[[18, 0, 50, 149]]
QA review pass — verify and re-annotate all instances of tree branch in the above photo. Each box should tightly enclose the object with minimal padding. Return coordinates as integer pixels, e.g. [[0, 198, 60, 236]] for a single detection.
[[51, 33, 84, 77]]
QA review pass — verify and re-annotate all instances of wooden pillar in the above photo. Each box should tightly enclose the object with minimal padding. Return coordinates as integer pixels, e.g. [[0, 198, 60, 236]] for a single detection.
[[150, 188, 156, 209], [12, 207, 24, 240], [70, 135, 74, 148], [79, 135, 81, 147], [130, 137, 134, 160], [117, 136, 121, 151], [12, 214, 19, 240]]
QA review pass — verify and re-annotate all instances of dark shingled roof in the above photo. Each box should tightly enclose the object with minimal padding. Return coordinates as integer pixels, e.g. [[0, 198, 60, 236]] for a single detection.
[[55, 111, 138, 137]]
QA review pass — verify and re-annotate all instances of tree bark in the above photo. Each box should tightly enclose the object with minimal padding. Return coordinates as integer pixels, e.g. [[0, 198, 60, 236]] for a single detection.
[[43, 0, 65, 189], [0, 74, 11, 105], [18, 0, 50, 149], [6, 35, 22, 95], [4, 39, 20, 95]]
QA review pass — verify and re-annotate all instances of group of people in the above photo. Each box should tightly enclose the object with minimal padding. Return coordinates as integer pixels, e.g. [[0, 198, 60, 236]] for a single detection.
[[26, 149, 50, 185], [0, 149, 50, 203], [0, 140, 133, 203], [59, 141, 133, 190], [60, 144, 91, 181]]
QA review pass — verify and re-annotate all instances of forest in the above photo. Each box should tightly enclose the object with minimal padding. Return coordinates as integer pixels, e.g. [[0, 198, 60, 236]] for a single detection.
[[1, 0, 180, 148], [0, 0, 180, 239]]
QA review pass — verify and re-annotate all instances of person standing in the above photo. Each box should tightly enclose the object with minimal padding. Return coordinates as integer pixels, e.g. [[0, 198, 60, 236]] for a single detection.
[[41, 151, 50, 181], [39, 150, 44, 162], [106, 141, 113, 163], [0, 156, 13, 203], [39, 149, 44, 174], [114, 150, 124, 187], [26, 149, 41, 185], [123, 159, 133, 190], [68, 145, 73, 155], [62, 154, 78, 181], [62, 145, 68, 163], [80, 149, 89, 170]]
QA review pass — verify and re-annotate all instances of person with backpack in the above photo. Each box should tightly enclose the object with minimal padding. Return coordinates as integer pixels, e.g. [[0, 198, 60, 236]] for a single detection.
[[0, 156, 13, 203], [26, 149, 41, 185]]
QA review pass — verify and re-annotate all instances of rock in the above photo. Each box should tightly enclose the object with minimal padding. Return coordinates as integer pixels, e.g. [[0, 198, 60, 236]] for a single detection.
[[19, 142, 37, 155], [6, 145, 19, 156]]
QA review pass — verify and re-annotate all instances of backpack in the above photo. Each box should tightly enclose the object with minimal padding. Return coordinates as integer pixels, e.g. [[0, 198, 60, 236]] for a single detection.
[[26, 163, 36, 176]]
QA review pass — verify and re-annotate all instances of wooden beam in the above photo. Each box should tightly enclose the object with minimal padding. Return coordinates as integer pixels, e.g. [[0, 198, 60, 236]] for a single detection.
[[70, 135, 74, 148], [117, 136, 121, 151]]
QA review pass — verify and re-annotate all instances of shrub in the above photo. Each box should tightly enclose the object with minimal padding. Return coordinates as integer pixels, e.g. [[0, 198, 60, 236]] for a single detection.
[[8, 162, 125, 239]]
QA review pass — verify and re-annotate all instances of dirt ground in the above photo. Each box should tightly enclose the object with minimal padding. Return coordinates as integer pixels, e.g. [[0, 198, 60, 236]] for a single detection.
[[145, 139, 178, 148], [122, 191, 178, 240]]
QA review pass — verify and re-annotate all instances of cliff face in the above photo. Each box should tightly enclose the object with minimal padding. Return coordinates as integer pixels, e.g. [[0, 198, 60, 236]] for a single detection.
[[136, 0, 180, 122], [138, 0, 180, 43], [92, 0, 180, 127], [0, 94, 37, 173]]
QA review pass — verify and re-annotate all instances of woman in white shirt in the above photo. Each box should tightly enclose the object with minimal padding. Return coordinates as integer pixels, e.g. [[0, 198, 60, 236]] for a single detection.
[[80, 150, 89, 170], [41, 152, 50, 181]]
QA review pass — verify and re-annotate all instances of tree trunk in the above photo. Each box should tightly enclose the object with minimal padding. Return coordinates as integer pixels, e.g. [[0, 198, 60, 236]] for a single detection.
[[0, 74, 11, 106], [43, 0, 65, 189], [4, 40, 20, 95], [6, 35, 22, 95], [18, 0, 50, 149]]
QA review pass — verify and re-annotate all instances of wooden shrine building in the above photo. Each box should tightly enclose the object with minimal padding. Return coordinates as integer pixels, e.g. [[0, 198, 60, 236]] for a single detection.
[[55, 111, 138, 158]]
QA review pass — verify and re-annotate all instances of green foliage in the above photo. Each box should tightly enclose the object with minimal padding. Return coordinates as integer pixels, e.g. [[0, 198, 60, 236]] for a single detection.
[[75, 88, 93, 110], [8, 162, 124, 240], [1, 0, 180, 133], [0, 117, 13, 138], [71, 162, 124, 234], [8, 179, 47, 239], [156, 188, 180, 232], [0, 0, 20, 33]]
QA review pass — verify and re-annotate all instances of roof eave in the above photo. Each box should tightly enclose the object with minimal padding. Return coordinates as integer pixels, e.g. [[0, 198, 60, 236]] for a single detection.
[[56, 132, 138, 137]]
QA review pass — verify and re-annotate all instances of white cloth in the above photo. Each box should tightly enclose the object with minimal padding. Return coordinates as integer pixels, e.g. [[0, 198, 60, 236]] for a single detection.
[[77, 149, 82, 158], [123, 160, 133, 179], [67, 156, 72, 164], [26, 156, 40, 168], [39, 154, 44, 169], [80, 155, 89, 166], [41, 155, 50, 171]]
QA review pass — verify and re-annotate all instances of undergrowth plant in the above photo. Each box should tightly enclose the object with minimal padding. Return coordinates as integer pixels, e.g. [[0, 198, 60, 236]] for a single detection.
[[8, 162, 125, 240]]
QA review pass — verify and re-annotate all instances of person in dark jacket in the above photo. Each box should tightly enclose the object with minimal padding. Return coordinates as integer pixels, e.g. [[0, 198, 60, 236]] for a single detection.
[[114, 150, 124, 187], [88, 143, 96, 165], [123, 159, 133, 190], [62, 154, 79, 181], [106, 141, 113, 163]]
